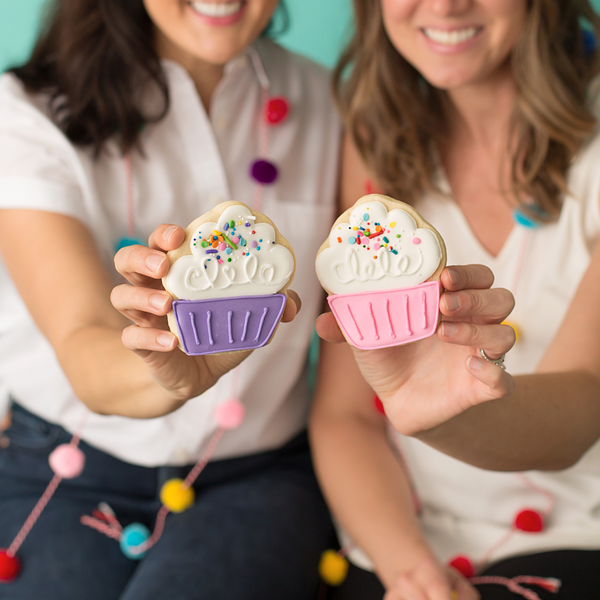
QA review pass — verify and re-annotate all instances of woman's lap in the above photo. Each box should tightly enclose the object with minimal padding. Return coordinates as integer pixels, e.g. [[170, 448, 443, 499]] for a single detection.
[[0, 403, 333, 600]]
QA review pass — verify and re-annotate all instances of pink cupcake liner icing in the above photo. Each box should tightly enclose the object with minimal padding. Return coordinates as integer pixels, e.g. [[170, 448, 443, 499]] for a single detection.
[[327, 281, 440, 350]]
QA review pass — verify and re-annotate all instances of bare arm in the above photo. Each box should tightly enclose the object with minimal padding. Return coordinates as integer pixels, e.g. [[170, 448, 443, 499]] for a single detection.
[[0, 210, 298, 418]]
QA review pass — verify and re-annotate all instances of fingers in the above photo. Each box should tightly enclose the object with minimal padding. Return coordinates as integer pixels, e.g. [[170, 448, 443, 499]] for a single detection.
[[111, 284, 173, 326], [315, 311, 346, 344], [466, 353, 516, 398], [438, 322, 515, 358], [148, 224, 186, 252], [121, 324, 178, 353], [281, 289, 302, 323], [114, 244, 170, 287], [440, 265, 494, 292], [447, 569, 480, 600], [440, 288, 515, 324]]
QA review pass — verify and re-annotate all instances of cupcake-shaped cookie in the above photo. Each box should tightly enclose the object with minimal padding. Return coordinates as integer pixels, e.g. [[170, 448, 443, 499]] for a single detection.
[[316, 194, 446, 350], [163, 202, 295, 355]]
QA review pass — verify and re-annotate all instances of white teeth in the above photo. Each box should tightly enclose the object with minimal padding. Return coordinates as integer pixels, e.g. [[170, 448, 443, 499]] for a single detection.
[[423, 27, 479, 45], [189, 1, 243, 17]]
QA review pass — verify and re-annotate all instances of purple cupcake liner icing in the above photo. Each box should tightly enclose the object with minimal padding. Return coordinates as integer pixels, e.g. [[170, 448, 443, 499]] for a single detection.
[[172, 294, 287, 356]]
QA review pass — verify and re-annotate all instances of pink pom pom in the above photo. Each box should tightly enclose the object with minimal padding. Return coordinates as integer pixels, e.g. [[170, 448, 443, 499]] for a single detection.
[[514, 509, 544, 532], [0, 549, 21, 583], [49, 444, 86, 479], [214, 400, 245, 430]]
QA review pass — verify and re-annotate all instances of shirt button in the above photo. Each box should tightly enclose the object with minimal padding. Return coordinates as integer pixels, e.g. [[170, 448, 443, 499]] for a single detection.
[[173, 449, 188, 462], [235, 55, 248, 69]]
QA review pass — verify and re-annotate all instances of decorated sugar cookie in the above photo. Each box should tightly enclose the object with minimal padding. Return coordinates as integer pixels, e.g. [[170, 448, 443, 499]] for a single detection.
[[316, 194, 446, 350], [163, 202, 296, 355]]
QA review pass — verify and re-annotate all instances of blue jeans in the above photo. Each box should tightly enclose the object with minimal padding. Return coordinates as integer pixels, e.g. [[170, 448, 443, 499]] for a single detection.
[[0, 403, 334, 600]]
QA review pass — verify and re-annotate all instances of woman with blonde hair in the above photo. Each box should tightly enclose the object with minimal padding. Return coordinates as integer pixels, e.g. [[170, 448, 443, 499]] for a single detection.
[[311, 0, 600, 598]]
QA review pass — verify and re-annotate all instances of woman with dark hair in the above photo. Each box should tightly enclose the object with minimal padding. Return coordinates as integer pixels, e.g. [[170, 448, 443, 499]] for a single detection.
[[0, 0, 515, 598], [0, 1, 342, 598], [310, 0, 600, 598]]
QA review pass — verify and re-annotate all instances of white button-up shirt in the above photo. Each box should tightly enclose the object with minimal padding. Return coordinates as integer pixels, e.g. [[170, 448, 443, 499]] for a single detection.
[[0, 38, 341, 466]]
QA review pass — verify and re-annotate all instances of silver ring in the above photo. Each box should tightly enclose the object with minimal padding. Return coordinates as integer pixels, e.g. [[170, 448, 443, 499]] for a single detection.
[[479, 348, 507, 370]]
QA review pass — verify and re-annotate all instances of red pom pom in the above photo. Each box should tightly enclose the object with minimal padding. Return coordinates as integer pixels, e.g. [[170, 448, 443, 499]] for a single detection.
[[0, 550, 21, 583], [514, 509, 544, 532], [49, 444, 85, 479], [448, 555, 475, 578], [214, 400, 245, 430], [373, 396, 385, 415], [265, 97, 289, 125]]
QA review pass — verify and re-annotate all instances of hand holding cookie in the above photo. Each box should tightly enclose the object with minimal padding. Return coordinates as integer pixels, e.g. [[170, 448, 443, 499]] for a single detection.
[[315, 195, 516, 435], [111, 203, 300, 404]]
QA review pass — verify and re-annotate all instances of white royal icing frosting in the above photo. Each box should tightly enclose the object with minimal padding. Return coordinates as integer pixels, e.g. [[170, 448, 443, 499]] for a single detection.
[[316, 201, 442, 295], [165, 205, 294, 300]]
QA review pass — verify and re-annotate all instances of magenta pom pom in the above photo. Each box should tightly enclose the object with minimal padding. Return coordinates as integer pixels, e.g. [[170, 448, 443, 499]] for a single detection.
[[49, 444, 86, 479], [214, 400, 246, 430]]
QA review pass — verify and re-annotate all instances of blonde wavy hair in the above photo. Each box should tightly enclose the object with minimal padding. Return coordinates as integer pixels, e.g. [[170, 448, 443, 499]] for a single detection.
[[334, 0, 600, 221]]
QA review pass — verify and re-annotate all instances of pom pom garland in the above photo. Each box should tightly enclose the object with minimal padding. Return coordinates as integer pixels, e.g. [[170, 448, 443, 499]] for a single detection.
[[264, 97, 289, 125], [120, 523, 151, 560], [318, 550, 349, 586], [448, 554, 476, 578], [160, 479, 195, 513], [214, 400, 246, 430], [49, 444, 86, 479], [514, 509, 544, 533], [0, 550, 21, 583]]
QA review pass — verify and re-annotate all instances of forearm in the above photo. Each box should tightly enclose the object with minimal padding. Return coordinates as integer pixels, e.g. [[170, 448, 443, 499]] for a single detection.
[[58, 325, 210, 418], [417, 371, 600, 471], [310, 411, 434, 588]]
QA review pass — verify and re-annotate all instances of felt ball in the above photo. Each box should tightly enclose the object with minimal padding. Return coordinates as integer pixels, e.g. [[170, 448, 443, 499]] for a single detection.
[[160, 479, 195, 513], [250, 159, 278, 185], [265, 97, 289, 125], [373, 396, 385, 415], [119, 523, 150, 560], [49, 444, 85, 479], [514, 509, 544, 532], [0, 550, 21, 583], [318, 550, 349, 586], [214, 400, 246, 430], [448, 555, 475, 578]]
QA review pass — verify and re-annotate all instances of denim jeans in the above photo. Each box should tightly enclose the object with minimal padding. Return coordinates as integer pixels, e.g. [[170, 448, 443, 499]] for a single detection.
[[0, 403, 334, 600]]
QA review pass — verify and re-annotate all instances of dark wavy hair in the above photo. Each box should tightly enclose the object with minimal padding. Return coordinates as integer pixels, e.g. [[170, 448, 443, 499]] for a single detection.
[[335, 0, 600, 222], [11, 0, 288, 156]]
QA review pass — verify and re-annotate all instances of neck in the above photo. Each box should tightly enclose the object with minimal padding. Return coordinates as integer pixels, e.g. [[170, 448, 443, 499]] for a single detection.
[[444, 62, 517, 152], [155, 30, 224, 112]]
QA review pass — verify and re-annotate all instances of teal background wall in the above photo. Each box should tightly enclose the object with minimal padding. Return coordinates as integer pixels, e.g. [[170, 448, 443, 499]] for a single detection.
[[0, 0, 354, 73], [1, 0, 600, 74]]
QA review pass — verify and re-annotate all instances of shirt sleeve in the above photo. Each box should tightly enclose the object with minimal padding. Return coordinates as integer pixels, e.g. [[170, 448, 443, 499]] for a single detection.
[[0, 76, 87, 223]]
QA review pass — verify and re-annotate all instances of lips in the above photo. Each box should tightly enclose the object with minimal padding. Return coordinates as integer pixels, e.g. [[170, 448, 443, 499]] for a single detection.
[[422, 27, 482, 46], [188, 1, 245, 19]]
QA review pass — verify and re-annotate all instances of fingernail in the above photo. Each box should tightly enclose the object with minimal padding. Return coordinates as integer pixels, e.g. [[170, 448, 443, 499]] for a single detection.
[[447, 268, 459, 285], [165, 226, 179, 242], [150, 294, 168, 310], [441, 322, 457, 337], [444, 293, 460, 311], [468, 355, 484, 371], [147, 254, 165, 274], [157, 333, 174, 348]]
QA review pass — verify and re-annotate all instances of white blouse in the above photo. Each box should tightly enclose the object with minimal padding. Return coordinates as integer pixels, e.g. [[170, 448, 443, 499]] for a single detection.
[[345, 87, 600, 570], [0, 38, 341, 466]]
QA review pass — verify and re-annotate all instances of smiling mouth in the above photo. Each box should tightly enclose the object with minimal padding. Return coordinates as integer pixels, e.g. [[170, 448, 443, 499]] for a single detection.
[[188, 1, 245, 18], [422, 27, 483, 46]]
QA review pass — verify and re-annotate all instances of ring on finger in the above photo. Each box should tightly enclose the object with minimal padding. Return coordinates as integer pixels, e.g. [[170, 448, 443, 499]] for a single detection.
[[479, 348, 507, 370]]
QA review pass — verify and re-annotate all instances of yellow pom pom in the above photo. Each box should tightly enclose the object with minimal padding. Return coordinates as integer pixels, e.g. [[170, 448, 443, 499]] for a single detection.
[[319, 549, 349, 586], [160, 478, 195, 513], [502, 320, 520, 343]]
